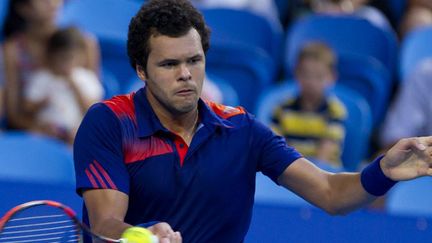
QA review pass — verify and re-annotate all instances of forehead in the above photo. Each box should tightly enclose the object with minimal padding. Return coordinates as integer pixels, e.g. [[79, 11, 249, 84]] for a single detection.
[[148, 28, 204, 60]]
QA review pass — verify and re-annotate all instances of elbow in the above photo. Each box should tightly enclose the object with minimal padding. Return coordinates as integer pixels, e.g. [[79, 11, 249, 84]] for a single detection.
[[319, 192, 352, 216], [323, 206, 350, 216]]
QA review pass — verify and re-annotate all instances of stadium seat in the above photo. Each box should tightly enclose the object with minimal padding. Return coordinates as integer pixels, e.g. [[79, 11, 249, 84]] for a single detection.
[[0, 132, 81, 217], [399, 26, 432, 80], [101, 67, 122, 99], [386, 176, 432, 218], [201, 7, 284, 65], [208, 74, 240, 106], [59, 0, 140, 92], [255, 82, 372, 171], [59, 0, 141, 41], [337, 53, 392, 126], [98, 36, 137, 93], [206, 41, 277, 111], [284, 14, 398, 79]]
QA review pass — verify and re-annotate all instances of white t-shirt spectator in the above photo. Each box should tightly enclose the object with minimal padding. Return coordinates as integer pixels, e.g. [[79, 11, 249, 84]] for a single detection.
[[26, 67, 103, 132]]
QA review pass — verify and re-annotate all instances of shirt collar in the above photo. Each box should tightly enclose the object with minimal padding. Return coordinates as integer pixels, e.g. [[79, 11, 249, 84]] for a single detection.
[[134, 87, 232, 138]]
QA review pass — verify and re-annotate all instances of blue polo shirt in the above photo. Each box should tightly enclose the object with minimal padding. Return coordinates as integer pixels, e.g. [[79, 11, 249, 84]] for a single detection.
[[74, 88, 302, 242]]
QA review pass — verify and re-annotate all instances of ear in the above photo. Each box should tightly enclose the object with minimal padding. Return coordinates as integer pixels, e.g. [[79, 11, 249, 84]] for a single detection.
[[136, 65, 147, 81]]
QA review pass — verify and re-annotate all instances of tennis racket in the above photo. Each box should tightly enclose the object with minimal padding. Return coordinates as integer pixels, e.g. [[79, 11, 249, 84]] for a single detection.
[[0, 200, 155, 243]]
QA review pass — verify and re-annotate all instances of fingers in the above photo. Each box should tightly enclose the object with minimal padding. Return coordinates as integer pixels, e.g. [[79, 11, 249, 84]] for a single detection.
[[397, 137, 428, 152], [148, 222, 182, 243], [418, 136, 432, 146], [160, 231, 182, 243]]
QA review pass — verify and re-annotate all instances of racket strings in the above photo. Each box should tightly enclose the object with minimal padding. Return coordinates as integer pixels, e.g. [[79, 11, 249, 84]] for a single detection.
[[0, 207, 80, 243]]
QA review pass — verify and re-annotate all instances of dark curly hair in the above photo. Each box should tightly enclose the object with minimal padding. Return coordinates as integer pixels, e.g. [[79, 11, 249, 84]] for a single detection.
[[127, 0, 211, 74]]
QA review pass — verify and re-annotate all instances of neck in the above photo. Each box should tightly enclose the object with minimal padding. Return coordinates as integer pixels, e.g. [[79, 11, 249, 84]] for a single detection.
[[147, 92, 199, 143], [25, 22, 56, 41], [299, 94, 323, 112]]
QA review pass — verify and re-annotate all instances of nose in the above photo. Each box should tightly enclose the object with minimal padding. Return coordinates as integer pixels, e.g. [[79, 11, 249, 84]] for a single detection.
[[178, 64, 192, 81]]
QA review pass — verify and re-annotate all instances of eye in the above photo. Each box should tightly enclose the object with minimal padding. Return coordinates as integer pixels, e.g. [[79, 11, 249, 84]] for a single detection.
[[159, 61, 178, 68], [188, 57, 202, 65]]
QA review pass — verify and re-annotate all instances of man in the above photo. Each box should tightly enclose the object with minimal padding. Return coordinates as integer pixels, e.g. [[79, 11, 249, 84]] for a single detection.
[[74, 0, 432, 242]]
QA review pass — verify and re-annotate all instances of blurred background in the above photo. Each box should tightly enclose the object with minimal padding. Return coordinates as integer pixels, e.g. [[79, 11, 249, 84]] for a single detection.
[[0, 0, 431, 242]]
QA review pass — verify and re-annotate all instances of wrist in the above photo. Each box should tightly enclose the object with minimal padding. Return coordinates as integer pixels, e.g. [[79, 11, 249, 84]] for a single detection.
[[360, 155, 397, 196]]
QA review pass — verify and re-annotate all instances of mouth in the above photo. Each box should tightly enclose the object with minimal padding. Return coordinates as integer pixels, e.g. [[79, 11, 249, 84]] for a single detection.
[[175, 88, 196, 96]]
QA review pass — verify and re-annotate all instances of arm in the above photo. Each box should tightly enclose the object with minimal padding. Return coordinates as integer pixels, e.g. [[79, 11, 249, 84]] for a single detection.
[[83, 189, 182, 242], [75, 104, 181, 242], [83, 189, 130, 238], [83, 34, 101, 76], [66, 75, 94, 114], [316, 139, 341, 165], [279, 137, 432, 215], [2, 41, 33, 129]]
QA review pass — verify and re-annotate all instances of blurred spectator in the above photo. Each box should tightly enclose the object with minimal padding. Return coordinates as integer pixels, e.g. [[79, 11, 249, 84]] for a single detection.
[[201, 75, 223, 103], [309, 0, 392, 30], [1, 0, 100, 130], [25, 27, 103, 144], [270, 42, 346, 168], [380, 58, 432, 149], [399, 0, 432, 37], [191, 0, 280, 25]]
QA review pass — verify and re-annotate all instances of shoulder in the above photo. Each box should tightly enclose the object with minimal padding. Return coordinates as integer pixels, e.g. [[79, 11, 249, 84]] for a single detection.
[[327, 96, 347, 119], [103, 93, 136, 120], [205, 101, 247, 120]]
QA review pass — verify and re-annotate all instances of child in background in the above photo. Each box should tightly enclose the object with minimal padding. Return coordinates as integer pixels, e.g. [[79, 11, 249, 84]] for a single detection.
[[2, 0, 100, 130], [25, 27, 103, 144], [270, 42, 346, 168]]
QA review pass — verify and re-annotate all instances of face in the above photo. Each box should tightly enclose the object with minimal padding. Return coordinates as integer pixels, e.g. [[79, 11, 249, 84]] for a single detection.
[[19, 0, 63, 24], [295, 58, 335, 98], [138, 28, 206, 116]]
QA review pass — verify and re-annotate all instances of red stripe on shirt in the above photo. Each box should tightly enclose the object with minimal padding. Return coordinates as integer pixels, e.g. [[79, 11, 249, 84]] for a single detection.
[[85, 169, 98, 188], [89, 164, 108, 189], [124, 136, 173, 164], [93, 160, 118, 190], [104, 93, 137, 124], [206, 101, 246, 119]]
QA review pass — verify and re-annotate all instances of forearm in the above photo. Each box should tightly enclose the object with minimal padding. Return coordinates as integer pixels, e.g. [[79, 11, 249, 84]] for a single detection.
[[279, 158, 381, 215], [83, 189, 130, 239], [91, 217, 132, 239], [325, 172, 376, 215]]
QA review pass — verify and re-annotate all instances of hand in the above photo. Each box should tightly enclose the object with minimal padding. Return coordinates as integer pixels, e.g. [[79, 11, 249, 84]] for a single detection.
[[148, 222, 182, 243], [381, 136, 432, 181]]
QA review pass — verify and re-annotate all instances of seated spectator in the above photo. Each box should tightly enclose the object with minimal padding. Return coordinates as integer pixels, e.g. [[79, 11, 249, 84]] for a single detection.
[[1, 0, 100, 130], [399, 0, 432, 38], [380, 58, 432, 149], [191, 0, 280, 25], [309, 0, 392, 31], [270, 42, 346, 168], [25, 27, 103, 144]]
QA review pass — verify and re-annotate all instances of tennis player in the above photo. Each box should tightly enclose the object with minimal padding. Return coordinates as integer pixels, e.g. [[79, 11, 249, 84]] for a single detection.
[[73, 0, 432, 242]]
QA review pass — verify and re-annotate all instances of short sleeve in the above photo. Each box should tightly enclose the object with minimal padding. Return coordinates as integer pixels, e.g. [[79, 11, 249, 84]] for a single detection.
[[73, 103, 130, 196], [252, 118, 302, 183]]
